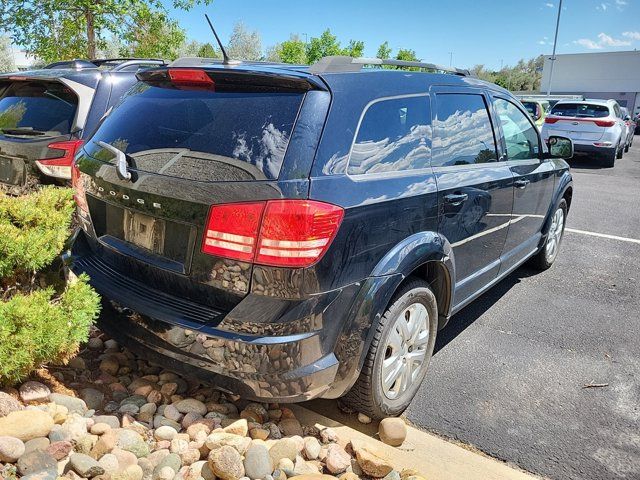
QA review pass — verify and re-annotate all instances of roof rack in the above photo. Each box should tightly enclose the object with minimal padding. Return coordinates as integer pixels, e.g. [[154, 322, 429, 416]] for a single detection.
[[43, 58, 167, 71], [43, 59, 97, 70], [309, 56, 471, 76]]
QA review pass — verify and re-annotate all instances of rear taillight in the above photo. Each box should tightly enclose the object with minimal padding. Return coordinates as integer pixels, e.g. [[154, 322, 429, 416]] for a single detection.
[[594, 119, 615, 127], [202, 200, 344, 268], [203, 202, 265, 262], [35, 140, 83, 179], [544, 117, 559, 124]]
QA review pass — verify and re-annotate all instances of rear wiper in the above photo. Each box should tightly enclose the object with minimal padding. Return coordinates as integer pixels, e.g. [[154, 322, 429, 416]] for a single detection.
[[0, 127, 47, 136]]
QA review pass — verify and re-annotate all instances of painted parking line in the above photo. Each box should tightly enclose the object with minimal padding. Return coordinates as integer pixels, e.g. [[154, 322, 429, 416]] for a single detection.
[[565, 228, 640, 245]]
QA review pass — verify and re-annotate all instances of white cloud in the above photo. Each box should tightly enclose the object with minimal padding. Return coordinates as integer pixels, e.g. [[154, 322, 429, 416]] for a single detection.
[[596, 2, 609, 10], [615, 0, 627, 9], [597, 32, 631, 46], [573, 32, 632, 49], [575, 38, 604, 49], [622, 31, 640, 40], [545, 2, 555, 7]]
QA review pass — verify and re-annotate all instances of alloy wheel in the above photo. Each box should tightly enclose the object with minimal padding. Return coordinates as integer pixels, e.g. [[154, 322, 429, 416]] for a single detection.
[[381, 302, 430, 400], [545, 207, 565, 262]]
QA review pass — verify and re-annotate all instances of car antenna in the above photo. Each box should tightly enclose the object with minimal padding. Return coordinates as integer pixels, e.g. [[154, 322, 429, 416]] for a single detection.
[[205, 13, 239, 65]]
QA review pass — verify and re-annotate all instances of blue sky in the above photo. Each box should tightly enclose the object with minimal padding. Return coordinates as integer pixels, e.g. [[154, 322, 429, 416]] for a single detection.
[[164, 0, 640, 69]]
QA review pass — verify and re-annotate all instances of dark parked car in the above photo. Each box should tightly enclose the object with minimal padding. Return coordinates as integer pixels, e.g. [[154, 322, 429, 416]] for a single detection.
[[0, 58, 166, 191], [67, 56, 574, 418]]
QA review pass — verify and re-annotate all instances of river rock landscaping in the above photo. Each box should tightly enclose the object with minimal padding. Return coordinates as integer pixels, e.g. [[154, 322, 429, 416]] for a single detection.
[[0, 330, 422, 480]]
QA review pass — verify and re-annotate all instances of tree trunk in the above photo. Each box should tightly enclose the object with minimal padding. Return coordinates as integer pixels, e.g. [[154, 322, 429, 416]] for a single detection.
[[85, 9, 96, 59]]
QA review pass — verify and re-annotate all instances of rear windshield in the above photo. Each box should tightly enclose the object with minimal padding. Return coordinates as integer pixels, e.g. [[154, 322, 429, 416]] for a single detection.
[[550, 103, 610, 118], [522, 102, 537, 116], [0, 81, 78, 135], [84, 83, 303, 181]]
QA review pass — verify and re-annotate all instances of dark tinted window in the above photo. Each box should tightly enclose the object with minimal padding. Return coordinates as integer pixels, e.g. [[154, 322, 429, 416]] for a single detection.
[[550, 103, 610, 118], [432, 93, 498, 167], [0, 81, 77, 135], [522, 101, 537, 117], [84, 83, 303, 181], [348, 95, 431, 175]]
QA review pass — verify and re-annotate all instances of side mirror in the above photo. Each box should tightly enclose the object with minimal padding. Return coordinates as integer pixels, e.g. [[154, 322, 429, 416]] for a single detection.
[[546, 136, 573, 159]]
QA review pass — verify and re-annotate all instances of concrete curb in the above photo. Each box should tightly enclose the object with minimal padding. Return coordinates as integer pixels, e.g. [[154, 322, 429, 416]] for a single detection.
[[291, 403, 539, 480]]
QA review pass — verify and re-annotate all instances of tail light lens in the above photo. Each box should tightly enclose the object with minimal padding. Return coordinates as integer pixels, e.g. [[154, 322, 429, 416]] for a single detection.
[[256, 201, 345, 267], [594, 119, 615, 127], [202, 202, 265, 262], [35, 140, 83, 179], [202, 200, 344, 268], [544, 117, 559, 124]]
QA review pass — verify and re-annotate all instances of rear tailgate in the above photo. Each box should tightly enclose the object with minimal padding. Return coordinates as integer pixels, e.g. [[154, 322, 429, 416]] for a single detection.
[[74, 67, 321, 315], [545, 102, 612, 142], [0, 78, 81, 185]]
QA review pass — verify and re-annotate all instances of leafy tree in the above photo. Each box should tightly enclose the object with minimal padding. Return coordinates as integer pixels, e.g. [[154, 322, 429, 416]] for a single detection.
[[0, 35, 16, 73], [226, 22, 262, 61], [197, 42, 219, 58], [264, 44, 282, 62], [121, 6, 186, 60], [277, 35, 307, 64], [396, 48, 420, 62], [344, 40, 365, 58], [376, 41, 392, 60], [0, 0, 214, 62], [306, 29, 343, 63]]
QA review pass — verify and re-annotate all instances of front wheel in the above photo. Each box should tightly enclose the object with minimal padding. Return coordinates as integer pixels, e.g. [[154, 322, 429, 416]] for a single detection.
[[530, 199, 567, 271], [342, 278, 438, 419]]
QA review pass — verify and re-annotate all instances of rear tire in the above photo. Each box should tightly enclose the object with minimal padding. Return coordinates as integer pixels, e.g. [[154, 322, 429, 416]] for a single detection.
[[342, 278, 438, 419], [624, 142, 630, 153], [603, 149, 616, 168], [616, 142, 624, 159], [530, 199, 567, 271]]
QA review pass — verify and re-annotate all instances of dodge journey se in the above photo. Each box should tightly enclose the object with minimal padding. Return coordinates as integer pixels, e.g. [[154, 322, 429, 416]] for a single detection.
[[68, 55, 574, 418]]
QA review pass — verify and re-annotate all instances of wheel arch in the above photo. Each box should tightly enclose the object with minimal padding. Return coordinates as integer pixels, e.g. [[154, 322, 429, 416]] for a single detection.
[[371, 231, 456, 329]]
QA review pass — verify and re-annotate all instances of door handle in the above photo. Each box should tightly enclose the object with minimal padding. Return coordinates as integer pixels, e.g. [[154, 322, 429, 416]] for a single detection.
[[444, 193, 469, 206], [514, 179, 530, 189]]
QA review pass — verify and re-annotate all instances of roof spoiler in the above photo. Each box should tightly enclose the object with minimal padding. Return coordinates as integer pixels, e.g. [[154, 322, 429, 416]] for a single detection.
[[309, 56, 471, 76]]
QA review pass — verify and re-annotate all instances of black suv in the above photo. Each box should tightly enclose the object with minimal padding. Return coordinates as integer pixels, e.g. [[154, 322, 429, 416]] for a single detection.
[[0, 58, 165, 191], [68, 56, 574, 418]]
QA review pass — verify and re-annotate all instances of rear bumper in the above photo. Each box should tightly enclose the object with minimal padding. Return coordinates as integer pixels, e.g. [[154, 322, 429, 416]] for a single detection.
[[572, 144, 615, 156], [67, 229, 395, 402]]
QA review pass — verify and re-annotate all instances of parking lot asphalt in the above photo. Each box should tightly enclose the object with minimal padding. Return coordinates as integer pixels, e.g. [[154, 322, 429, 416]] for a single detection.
[[405, 141, 640, 480]]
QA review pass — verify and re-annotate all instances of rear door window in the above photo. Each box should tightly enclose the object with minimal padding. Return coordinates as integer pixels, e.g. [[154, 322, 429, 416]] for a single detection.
[[0, 81, 78, 135], [432, 93, 498, 167], [84, 83, 303, 181], [550, 103, 610, 118], [348, 95, 431, 175]]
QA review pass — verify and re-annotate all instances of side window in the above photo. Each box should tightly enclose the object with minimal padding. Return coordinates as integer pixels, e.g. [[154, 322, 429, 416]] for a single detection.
[[348, 96, 431, 175], [494, 98, 540, 161], [432, 93, 498, 167]]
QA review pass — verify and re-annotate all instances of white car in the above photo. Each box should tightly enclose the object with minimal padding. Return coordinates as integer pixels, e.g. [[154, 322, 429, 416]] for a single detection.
[[540, 99, 626, 167], [620, 107, 635, 152]]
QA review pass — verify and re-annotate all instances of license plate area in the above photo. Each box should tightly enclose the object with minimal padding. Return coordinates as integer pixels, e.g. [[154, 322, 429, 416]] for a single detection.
[[0, 155, 26, 185], [86, 195, 196, 273], [124, 210, 166, 255]]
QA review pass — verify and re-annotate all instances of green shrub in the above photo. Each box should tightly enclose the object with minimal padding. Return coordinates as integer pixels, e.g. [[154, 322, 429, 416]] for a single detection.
[[0, 187, 75, 280], [0, 277, 100, 384], [0, 186, 101, 384]]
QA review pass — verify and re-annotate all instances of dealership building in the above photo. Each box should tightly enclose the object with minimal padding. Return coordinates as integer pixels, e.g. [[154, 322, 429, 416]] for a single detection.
[[540, 50, 640, 116]]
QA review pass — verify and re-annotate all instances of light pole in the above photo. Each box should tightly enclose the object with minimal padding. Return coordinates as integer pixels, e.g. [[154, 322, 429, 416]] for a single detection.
[[546, 0, 563, 96], [448, 52, 453, 67]]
